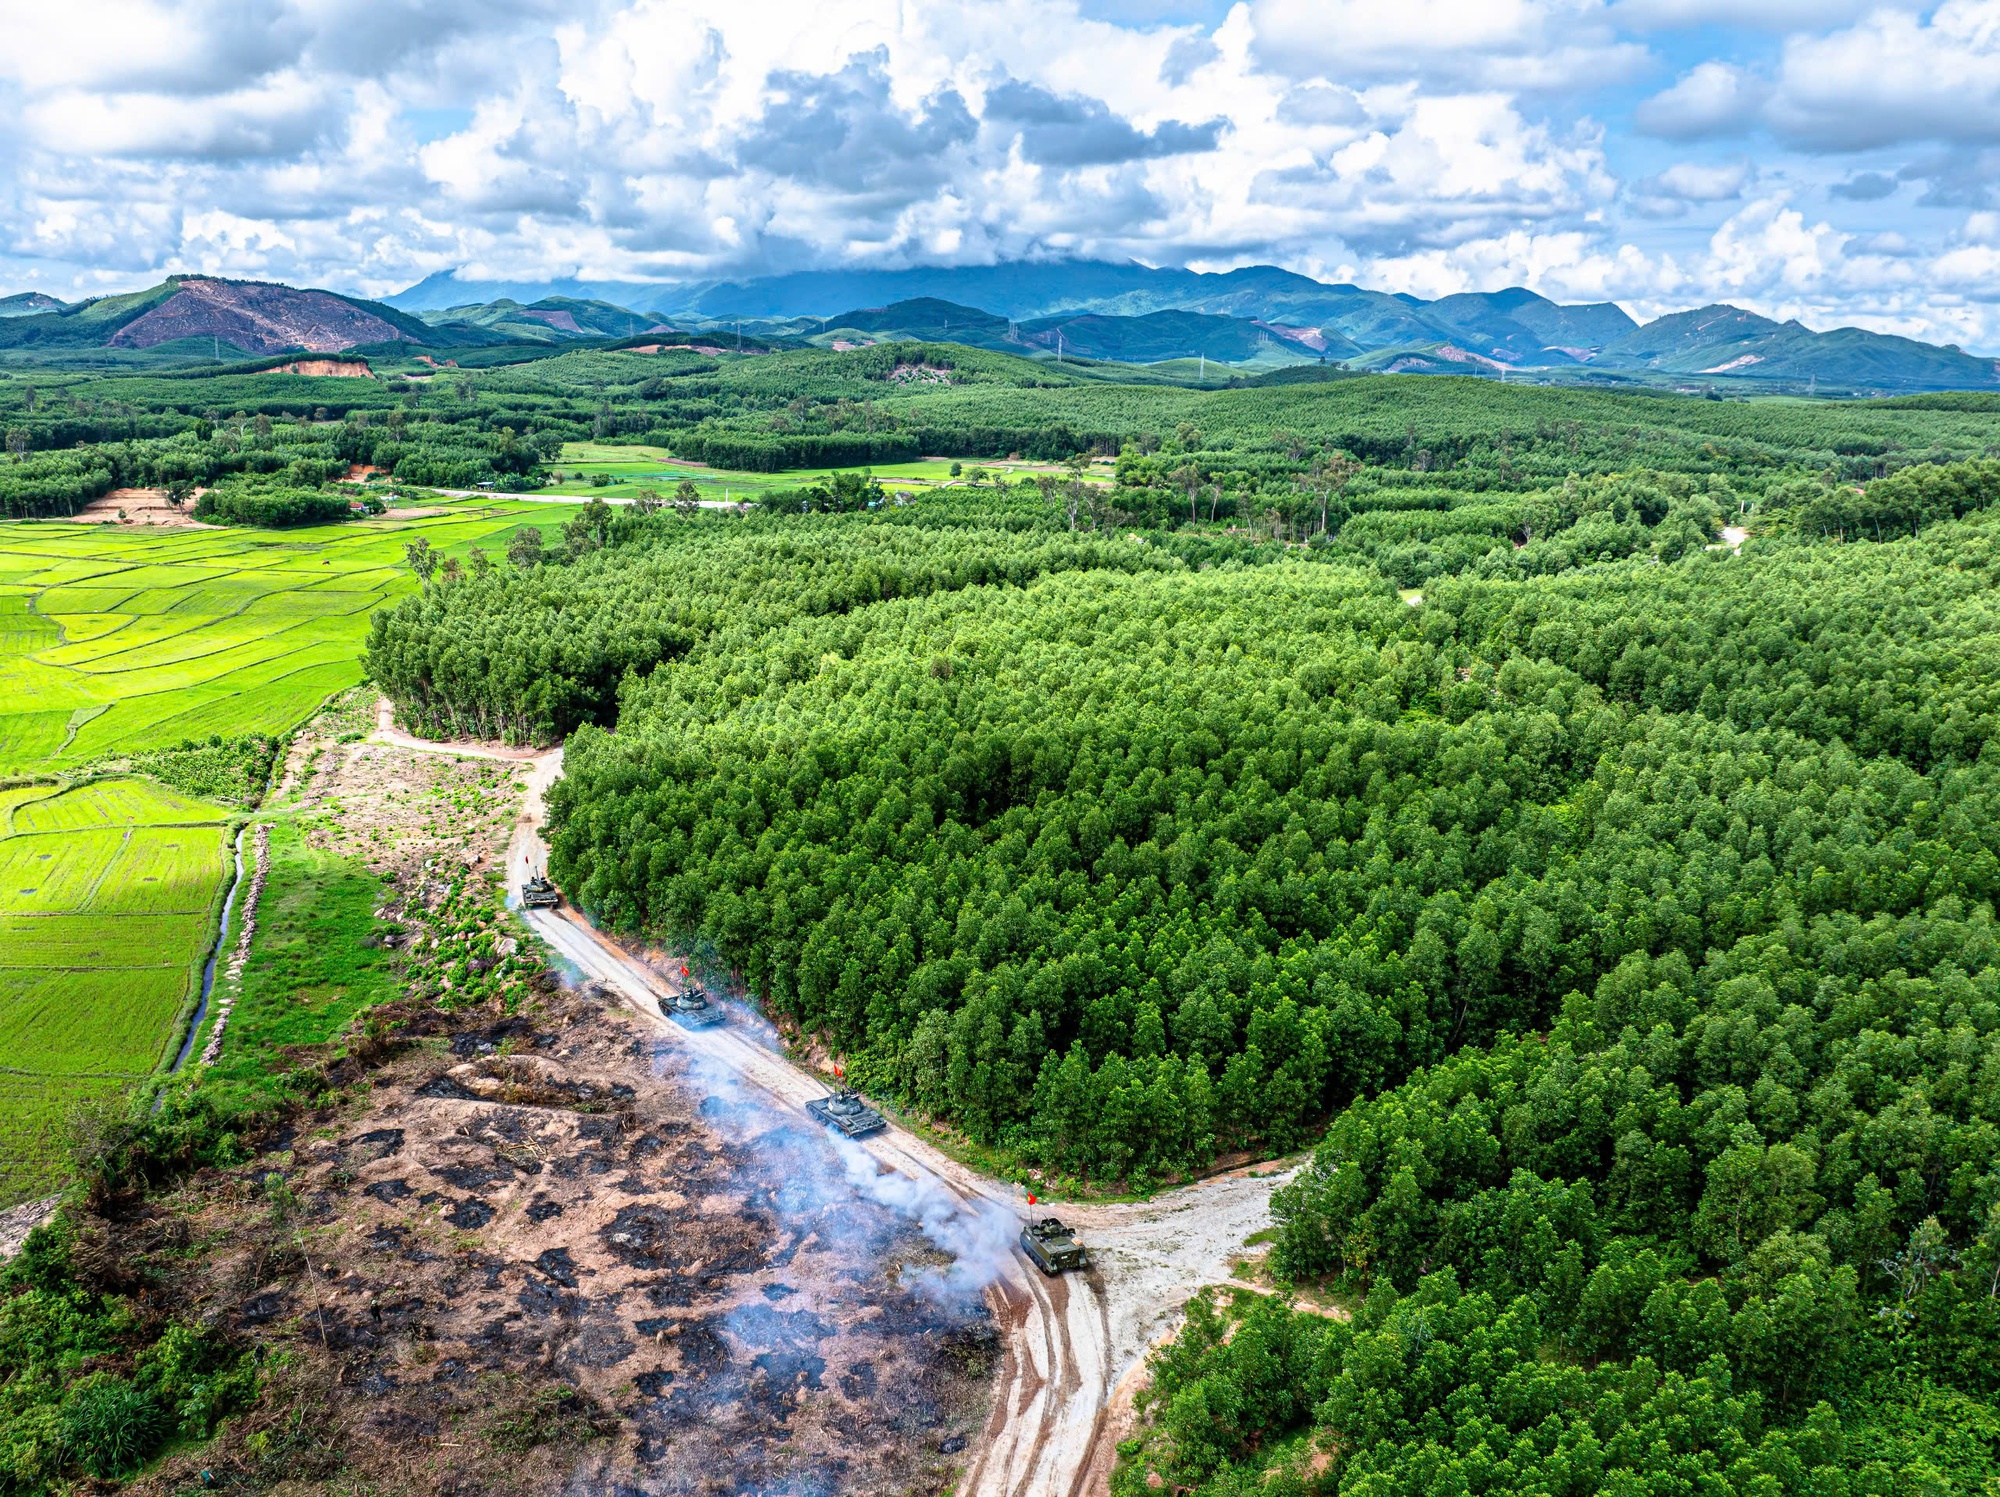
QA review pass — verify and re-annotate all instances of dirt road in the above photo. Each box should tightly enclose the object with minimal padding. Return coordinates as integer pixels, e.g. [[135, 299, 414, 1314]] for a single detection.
[[379, 706, 1291, 1497]]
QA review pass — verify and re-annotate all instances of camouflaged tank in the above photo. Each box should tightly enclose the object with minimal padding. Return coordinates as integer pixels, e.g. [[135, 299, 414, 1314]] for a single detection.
[[806, 1088, 886, 1138], [521, 873, 560, 909], [1019, 1217, 1088, 1274], [663, 984, 724, 1029]]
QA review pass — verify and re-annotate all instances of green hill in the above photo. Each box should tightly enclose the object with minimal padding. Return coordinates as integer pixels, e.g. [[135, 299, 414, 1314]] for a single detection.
[[421, 295, 660, 342], [0, 293, 66, 319]]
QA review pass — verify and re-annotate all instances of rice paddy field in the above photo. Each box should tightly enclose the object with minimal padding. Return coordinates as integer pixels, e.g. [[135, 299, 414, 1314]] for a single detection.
[[0, 499, 565, 776], [0, 776, 233, 1202], [0, 500, 575, 1202]]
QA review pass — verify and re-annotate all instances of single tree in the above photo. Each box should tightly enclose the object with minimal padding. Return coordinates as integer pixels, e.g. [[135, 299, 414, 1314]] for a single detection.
[[507, 526, 545, 569], [1304, 450, 1361, 536], [403, 536, 438, 582], [1063, 477, 1094, 532], [1172, 462, 1203, 523]]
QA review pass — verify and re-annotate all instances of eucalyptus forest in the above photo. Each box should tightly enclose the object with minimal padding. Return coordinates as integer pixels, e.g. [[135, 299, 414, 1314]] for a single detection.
[[329, 348, 2000, 1492], [5, 335, 2000, 1492]]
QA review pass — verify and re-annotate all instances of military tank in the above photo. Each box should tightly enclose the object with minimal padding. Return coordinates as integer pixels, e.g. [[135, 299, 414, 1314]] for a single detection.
[[806, 1088, 886, 1138], [663, 984, 724, 1029], [521, 873, 560, 909], [1019, 1217, 1088, 1275]]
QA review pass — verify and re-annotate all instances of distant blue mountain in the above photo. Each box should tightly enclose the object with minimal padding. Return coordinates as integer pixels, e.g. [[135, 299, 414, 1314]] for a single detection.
[[389, 270, 670, 314], [385, 260, 2000, 392]]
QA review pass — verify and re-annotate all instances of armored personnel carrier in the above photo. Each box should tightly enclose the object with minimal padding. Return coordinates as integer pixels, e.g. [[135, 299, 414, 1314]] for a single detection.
[[806, 1088, 886, 1138], [663, 984, 724, 1029], [521, 873, 560, 909], [1019, 1217, 1088, 1275]]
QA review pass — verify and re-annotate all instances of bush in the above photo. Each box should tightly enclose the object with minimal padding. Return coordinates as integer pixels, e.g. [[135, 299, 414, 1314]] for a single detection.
[[126, 733, 280, 805], [59, 1374, 167, 1479]]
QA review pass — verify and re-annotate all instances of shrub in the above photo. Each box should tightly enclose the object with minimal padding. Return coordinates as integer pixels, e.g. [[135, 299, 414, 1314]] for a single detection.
[[59, 1374, 167, 1479]]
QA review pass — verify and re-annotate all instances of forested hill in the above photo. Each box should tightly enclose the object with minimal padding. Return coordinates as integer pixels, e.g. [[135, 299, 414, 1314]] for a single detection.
[[370, 433, 2000, 1490]]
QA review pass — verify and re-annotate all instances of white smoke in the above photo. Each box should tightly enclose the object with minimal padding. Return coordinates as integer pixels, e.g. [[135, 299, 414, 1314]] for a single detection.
[[827, 1132, 1020, 1302], [647, 1024, 1017, 1303]]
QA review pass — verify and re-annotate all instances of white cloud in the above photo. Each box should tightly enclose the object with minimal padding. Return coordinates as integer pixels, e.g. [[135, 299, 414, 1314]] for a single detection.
[[1249, 0, 1647, 90], [1609, 0, 1894, 29], [1765, 0, 2000, 151], [1629, 158, 1752, 218], [1, 0, 1998, 349], [1635, 61, 1767, 140]]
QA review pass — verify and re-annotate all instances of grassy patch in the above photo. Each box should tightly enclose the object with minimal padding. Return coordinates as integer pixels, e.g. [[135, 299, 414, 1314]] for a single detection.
[[116, 732, 280, 805], [198, 818, 399, 1105]]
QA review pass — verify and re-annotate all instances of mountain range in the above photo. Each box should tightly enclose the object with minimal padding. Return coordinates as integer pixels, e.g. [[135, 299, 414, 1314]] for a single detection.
[[5, 262, 1998, 394], [388, 261, 2000, 393]]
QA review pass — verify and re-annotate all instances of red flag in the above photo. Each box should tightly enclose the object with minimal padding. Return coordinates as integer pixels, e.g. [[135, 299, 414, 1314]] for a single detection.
[[1026, 1192, 1037, 1206], [834, 1064, 845, 1079]]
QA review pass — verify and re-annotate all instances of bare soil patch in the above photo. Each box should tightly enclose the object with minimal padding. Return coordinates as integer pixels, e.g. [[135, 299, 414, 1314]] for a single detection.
[[72, 488, 216, 528]]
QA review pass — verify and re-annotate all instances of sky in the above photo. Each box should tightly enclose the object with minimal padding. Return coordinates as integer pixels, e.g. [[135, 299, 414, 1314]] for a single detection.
[[5, 0, 2000, 346]]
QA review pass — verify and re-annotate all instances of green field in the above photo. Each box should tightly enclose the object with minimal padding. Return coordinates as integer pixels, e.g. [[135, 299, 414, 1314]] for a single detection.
[[541, 443, 1102, 501], [0, 776, 234, 1203], [0, 500, 565, 776], [0, 499, 577, 1202]]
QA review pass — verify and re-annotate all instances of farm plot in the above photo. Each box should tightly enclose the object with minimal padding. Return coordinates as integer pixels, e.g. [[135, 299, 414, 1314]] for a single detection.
[[0, 777, 232, 1205], [0, 499, 566, 777], [0, 504, 573, 1200]]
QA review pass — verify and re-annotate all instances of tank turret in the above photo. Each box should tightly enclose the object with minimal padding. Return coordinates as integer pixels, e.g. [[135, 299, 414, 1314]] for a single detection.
[[663, 984, 725, 1029], [1019, 1217, 1088, 1274], [521, 873, 560, 909], [806, 1087, 886, 1138]]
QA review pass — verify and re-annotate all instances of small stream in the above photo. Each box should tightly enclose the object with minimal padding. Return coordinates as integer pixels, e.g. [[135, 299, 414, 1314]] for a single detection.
[[172, 823, 249, 1073]]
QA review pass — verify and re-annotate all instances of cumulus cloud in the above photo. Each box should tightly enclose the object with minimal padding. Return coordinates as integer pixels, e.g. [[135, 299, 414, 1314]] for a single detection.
[[1, 0, 1998, 348], [742, 53, 976, 189], [1763, 1, 2000, 151], [983, 78, 1222, 166], [1159, 32, 1218, 86], [1630, 159, 1752, 218], [1609, 0, 1888, 29], [1276, 84, 1366, 128], [1249, 0, 1646, 91], [1635, 61, 1768, 140]]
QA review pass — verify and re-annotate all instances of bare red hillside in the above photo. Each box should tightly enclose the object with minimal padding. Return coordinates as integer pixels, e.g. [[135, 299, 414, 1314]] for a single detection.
[[109, 277, 414, 353]]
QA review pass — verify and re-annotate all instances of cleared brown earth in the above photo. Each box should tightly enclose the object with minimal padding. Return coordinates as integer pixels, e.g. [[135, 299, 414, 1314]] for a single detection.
[[109, 277, 414, 353]]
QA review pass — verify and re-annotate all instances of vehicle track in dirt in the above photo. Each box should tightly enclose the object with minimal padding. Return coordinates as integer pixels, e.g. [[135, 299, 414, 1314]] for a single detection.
[[376, 706, 1293, 1497]]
